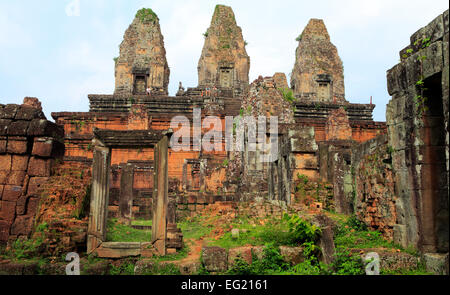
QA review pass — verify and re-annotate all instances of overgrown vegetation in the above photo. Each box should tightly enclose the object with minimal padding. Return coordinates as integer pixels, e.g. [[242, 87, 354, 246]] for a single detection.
[[106, 218, 152, 242], [136, 8, 158, 24]]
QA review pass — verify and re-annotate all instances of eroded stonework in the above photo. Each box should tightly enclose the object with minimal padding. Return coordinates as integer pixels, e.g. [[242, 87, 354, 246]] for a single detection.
[[291, 19, 346, 103], [197, 5, 250, 95], [114, 9, 170, 95]]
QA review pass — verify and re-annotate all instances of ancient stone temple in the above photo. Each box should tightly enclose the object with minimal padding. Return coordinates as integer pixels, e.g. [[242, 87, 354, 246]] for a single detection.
[[197, 5, 250, 96], [114, 9, 170, 96], [2, 5, 447, 274], [291, 19, 345, 103]]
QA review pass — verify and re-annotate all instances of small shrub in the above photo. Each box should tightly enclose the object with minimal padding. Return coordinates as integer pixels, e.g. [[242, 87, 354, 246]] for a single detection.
[[283, 213, 321, 246]]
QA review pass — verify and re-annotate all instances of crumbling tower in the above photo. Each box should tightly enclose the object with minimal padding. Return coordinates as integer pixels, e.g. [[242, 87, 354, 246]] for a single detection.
[[114, 8, 170, 96], [290, 19, 346, 103], [197, 5, 250, 96]]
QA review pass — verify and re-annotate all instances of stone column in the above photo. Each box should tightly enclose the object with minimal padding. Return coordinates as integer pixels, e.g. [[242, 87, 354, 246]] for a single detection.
[[87, 139, 111, 253], [119, 163, 134, 225], [151, 135, 169, 255]]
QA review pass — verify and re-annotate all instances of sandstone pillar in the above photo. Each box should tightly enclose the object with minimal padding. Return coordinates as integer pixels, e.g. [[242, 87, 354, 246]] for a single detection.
[[119, 163, 134, 225], [87, 139, 111, 253], [151, 134, 169, 255]]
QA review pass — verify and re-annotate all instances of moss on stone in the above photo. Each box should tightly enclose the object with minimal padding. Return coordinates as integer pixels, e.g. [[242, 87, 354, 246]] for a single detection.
[[136, 8, 158, 23]]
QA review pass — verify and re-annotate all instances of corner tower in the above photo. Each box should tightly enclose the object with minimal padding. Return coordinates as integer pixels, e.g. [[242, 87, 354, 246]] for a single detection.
[[114, 8, 170, 96]]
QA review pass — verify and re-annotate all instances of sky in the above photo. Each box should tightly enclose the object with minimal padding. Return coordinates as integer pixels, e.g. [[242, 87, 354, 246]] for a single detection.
[[0, 0, 448, 122]]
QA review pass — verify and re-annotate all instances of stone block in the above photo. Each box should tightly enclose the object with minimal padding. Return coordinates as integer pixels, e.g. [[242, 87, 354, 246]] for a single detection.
[[0, 220, 12, 242], [0, 139, 6, 154], [187, 195, 197, 204], [10, 215, 34, 236], [405, 53, 422, 87], [228, 246, 253, 266], [0, 119, 11, 135], [0, 104, 20, 119], [6, 170, 26, 185], [202, 246, 228, 273], [2, 185, 23, 202], [179, 261, 202, 275], [15, 105, 45, 121], [444, 10, 449, 34], [279, 246, 305, 265], [26, 177, 48, 196], [25, 197, 39, 216], [387, 63, 407, 96], [0, 171, 7, 185], [31, 138, 52, 158], [16, 195, 30, 215], [197, 195, 206, 204], [28, 119, 64, 139], [11, 155, 29, 171], [424, 252, 449, 275], [27, 157, 53, 177], [410, 14, 444, 49], [422, 41, 443, 79], [0, 200, 16, 221], [0, 154, 11, 171], [6, 137, 28, 154], [6, 120, 29, 136]]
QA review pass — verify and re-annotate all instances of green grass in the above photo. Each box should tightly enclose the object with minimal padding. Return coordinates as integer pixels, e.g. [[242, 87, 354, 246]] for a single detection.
[[178, 218, 214, 240], [207, 217, 294, 249], [131, 219, 152, 227], [106, 218, 151, 242]]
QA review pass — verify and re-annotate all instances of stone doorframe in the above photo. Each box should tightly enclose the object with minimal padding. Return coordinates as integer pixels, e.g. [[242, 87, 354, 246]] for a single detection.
[[87, 128, 174, 257]]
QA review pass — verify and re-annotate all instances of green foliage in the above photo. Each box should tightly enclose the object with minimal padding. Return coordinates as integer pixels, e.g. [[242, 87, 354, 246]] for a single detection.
[[280, 88, 295, 104], [203, 31, 209, 38], [113, 57, 119, 64], [109, 260, 136, 275], [288, 259, 331, 275], [296, 33, 303, 42], [140, 262, 182, 275], [106, 218, 152, 242], [208, 216, 294, 249], [222, 159, 229, 167], [331, 249, 365, 275], [226, 244, 289, 275], [244, 40, 248, 46], [283, 213, 321, 246], [222, 43, 231, 49], [136, 8, 158, 23], [10, 237, 44, 260], [346, 215, 367, 231], [297, 173, 309, 185]]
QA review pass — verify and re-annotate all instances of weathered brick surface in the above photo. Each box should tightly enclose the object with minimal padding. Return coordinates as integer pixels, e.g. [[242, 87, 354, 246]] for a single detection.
[[0, 201, 16, 221], [6, 170, 26, 186], [0, 154, 11, 171], [32, 137, 54, 157], [7, 120, 29, 136], [0, 99, 64, 243], [11, 155, 29, 171], [2, 185, 23, 202], [0, 139, 6, 154], [27, 157, 52, 177], [6, 138, 28, 154]]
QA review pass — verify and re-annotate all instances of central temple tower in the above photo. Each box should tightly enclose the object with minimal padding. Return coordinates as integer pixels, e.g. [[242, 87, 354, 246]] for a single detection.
[[197, 5, 250, 95]]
